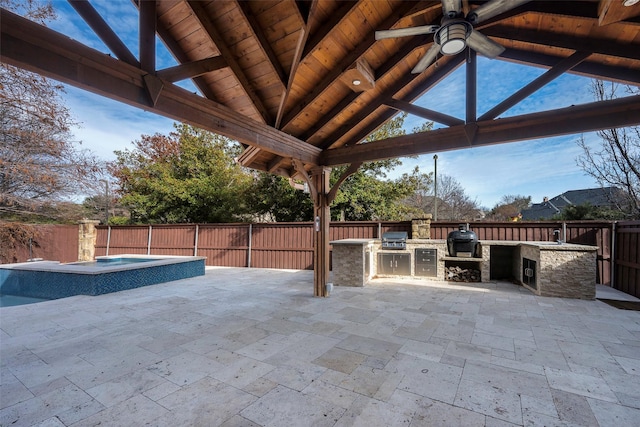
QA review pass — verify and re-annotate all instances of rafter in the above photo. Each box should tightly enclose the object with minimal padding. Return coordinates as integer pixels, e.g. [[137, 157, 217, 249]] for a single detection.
[[0, 8, 320, 165], [235, 0, 287, 88], [500, 48, 640, 85], [329, 55, 466, 150], [139, 0, 156, 73], [156, 56, 227, 83], [68, 0, 139, 67], [274, 2, 314, 129], [322, 95, 640, 166], [279, 0, 418, 130], [482, 26, 640, 61], [384, 99, 464, 127], [299, 33, 434, 143], [480, 51, 592, 121], [147, 9, 218, 101], [300, 0, 359, 60], [187, 0, 272, 124]]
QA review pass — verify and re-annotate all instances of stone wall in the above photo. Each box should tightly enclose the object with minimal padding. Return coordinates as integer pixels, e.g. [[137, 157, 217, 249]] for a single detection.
[[411, 215, 432, 239], [78, 220, 100, 261], [538, 249, 597, 299], [331, 240, 373, 287]]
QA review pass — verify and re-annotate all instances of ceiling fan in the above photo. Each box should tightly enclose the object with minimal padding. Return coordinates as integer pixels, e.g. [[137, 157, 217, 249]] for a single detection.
[[375, 0, 530, 74]]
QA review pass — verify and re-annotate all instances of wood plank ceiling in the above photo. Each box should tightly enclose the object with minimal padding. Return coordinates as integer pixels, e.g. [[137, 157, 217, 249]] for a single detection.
[[2, 0, 640, 180]]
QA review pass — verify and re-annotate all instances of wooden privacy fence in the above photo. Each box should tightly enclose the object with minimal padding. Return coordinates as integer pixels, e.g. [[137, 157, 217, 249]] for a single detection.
[[7, 220, 638, 296], [95, 222, 409, 270], [95, 220, 615, 287], [613, 221, 640, 297]]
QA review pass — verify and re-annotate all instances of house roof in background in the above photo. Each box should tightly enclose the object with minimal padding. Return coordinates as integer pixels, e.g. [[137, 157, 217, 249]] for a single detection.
[[522, 186, 619, 219]]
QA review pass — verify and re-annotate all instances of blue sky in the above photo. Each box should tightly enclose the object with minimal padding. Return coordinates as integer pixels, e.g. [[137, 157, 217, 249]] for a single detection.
[[45, 1, 603, 209]]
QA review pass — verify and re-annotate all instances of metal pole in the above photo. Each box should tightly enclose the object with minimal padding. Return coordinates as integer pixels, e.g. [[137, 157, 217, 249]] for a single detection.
[[147, 225, 152, 255], [247, 223, 252, 268], [194, 224, 199, 256], [105, 180, 109, 225], [106, 226, 111, 256], [433, 154, 438, 221], [99, 179, 109, 225]]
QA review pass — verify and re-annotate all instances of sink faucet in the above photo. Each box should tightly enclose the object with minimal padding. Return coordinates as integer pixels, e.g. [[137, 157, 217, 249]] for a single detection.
[[553, 229, 563, 244]]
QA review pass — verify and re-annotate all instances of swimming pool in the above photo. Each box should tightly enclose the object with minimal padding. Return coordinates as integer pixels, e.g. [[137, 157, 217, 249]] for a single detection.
[[0, 255, 206, 304]]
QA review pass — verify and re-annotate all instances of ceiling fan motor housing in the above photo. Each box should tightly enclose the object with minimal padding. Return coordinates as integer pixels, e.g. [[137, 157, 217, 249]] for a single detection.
[[436, 19, 472, 55]]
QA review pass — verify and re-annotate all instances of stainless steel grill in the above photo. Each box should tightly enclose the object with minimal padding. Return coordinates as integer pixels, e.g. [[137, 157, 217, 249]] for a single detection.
[[381, 231, 408, 250]]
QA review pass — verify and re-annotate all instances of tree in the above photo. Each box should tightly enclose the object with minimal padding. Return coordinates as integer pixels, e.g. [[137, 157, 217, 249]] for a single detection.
[[329, 114, 432, 220], [553, 203, 626, 221], [576, 80, 640, 218], [0, 0, 100, 222], [409, 174, 481, 221], [109, 123, 252, 223], [246, 173, 313, 222], [487, 195, 531, 221]]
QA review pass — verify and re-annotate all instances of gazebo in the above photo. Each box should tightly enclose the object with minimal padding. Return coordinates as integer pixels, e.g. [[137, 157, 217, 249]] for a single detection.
[[2, 0, 639, 296]]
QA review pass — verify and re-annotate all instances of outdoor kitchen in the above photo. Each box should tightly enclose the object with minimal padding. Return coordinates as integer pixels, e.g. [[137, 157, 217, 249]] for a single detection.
[[331, 219, 599, 299]]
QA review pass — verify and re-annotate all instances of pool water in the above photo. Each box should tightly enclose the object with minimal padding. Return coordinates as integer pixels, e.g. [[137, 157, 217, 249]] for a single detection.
[[72, 257, 162, 267], [0, 294, 50, 307]]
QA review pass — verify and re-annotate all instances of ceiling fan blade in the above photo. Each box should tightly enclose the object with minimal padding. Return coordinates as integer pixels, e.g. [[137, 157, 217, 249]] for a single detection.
[[442, 0, 462, 18], [375, 25, 439, 40], [467, 0, 530, 24], [466, 29, 505, 58], [412, 44, 440, 74]]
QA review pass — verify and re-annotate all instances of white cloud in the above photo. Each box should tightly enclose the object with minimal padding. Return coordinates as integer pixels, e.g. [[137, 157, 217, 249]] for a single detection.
[[65, 87, 175, 161]]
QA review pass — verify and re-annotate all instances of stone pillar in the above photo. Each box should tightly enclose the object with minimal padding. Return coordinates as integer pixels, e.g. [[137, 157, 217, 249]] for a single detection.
[[411, 215, 432, 239], [78, 219, 100, 261]]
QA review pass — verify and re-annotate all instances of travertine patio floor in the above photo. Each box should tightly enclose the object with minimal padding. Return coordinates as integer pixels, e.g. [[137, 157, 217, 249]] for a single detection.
[[1, 267, 640, 426]]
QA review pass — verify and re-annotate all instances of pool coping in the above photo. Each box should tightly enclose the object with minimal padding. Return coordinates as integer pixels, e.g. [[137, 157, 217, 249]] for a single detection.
[[0, 255, 207, 275]]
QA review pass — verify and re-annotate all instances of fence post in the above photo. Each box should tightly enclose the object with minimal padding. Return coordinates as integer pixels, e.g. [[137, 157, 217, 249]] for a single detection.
[[194, 224, 199, 256], [147, 225, 152, 255], [106, 226, 111, 256], [247, 223, 253, 268], [611, 221, 617, 287]]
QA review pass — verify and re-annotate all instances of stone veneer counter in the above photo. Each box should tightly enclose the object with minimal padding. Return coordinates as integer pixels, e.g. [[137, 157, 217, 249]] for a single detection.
[[331, 238, 598, 299], [517, 241, 598, 299]]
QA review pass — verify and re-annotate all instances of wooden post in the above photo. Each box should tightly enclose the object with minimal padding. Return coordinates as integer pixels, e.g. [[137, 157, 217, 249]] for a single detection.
[[312, 167, 331, 297]]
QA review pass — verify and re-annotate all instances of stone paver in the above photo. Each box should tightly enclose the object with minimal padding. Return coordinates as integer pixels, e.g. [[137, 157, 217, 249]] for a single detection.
[[1, 268, 639, 426]]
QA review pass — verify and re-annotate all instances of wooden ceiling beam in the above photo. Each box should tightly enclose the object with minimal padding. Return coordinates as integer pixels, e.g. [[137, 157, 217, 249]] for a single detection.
[[598, 0, 640, 26], [300, 34, 433, 142], [68, 0, 139, 67], [156, 56, 228, 83], [332, 55, 466, 150], [301, 0, 359, 60], [0, 9, 320, 164], [139, 0, 156, 73], [322, 95, 640, 166], [140, 6, 218, 101], [187, 0, 272, 124], [500, 48, 640, 85], [384, 99, 464, 127], [526, 1, 599, 20], [480, 51, 592, 121], [279, 0, 418, 130], [275, 1, 309, 128], [483, 26, 640, 61], [299, 92, 361, 141], [235, 0, 287, 88]]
